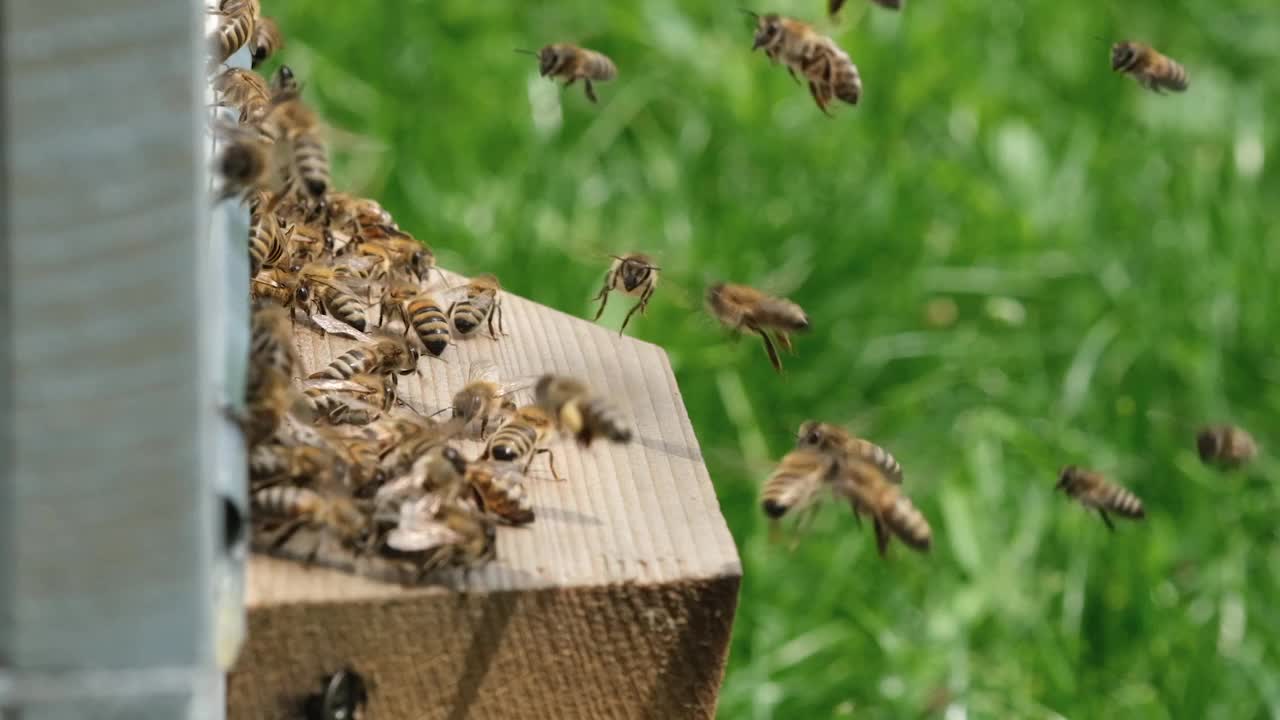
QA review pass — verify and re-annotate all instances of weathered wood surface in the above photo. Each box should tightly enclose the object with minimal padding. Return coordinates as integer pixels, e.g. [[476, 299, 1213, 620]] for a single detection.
[[228, 279, 742, 719], [0, 0, 226, 717]]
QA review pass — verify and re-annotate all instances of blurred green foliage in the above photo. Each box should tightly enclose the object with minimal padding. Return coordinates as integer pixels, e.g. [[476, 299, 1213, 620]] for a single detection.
[[261, 0, 1280, 716]]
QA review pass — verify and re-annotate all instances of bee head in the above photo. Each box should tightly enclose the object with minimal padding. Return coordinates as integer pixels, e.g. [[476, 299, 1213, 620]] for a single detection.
[[1055, 465, 1077, 490], [411, 249, 432, 273], [752, 14, 783, 51], [1195, 428, 1220, 463], [293, 285, 310, 306], [441, 446, 468, 474], [761, 498, 789, 519], [796, 421, 826, 450], [251, 46, 270, 68], [218, 142, 262, 183], [274, 64, 295, 87], [537, 46, 560, 77], [620, 257, 653, 291], [1111, 42, 1136, 71]]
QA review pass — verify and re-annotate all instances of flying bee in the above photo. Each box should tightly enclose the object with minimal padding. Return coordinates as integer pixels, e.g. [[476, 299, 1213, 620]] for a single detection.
[[303, 668, 369, 720], [592, 253, 659, 334], [1196, 424, 1258, 470], [208, 0, 260, 68], [835, 457, 932, 555], [706, 282, 810, 373], [1111, 41, 1189, 94], [449, 273, 505, 339], [294, 263, 368, 330], [251, 485, 373, 561], [1055, 465, 1145, 531], [211, 67, 270, 123], [795, 420, 904, 484], [247, 209, 287, 275], [451, 361, 526, 439], [303, 374, 393, 425], [533, 374, 632, 447], [484, 405, 562, 481], [264, 94, 331, 206], [747, 12, 862, 114], [467, 461, 535, 525], [211, 122, 287, 204], [249, 442, 348, 491], [250, 15, 283, 68], [517, 44, 618, 103], [271, 64, 301, 98], [761, 448, 835, 521]]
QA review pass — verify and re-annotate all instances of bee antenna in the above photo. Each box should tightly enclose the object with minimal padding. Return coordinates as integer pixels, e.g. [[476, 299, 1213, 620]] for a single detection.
[[513, 48, 539, 56], [739, 7, 759, 19], [428, 406, 455, 418]]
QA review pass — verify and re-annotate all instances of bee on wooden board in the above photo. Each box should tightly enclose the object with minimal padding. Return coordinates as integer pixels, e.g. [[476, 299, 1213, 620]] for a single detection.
[[484, 405, 563, 481], [746, 12, 862, 115], [381, 496, 498, 583], [1196, 424, 1258, 470], [295, 263, 368, 331], [247, 209, 288, 275], [211, 67, 270, 123], [706, 282, 810, 373], [1111, 40, 1189, 94], [325, 191, 395, 235], [308, 315, 421, 381], [533, 374, 633, 447], [592, 253, 659, 335], [251, 485, 372, 561], [451, 361, 524, 439], [1055, 465, 1145, 531], [449, 273, 505, 339], [249, 442, 348, 491], [373, 444, 469, 510], [467, 460, 536, 526], [303, 374, 393, 425], [263, 94, 332, 206], [516, 44, 618, 103], [303, 667, 369, 720], [207, 0, 260, 68], [250, 15, 283, 68]]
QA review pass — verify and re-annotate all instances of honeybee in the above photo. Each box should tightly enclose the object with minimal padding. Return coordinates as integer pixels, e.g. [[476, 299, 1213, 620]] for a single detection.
[[374, 444, 469, 509], [452, 362, 522, 439], [250, 15, 283, 68], [356, 232, 435, 285], [241, 367, 312, 448], [1196, 424, 1258, 470], [484, 405, 562, 481], [1055, 465, 1145, 531], [249, 442, 348, 491], [762, 449, 931, 555], [326, 191, 394, 234], [795, 421, 903, 484], [295, 263, 368, 330], [247, 210, 287, 275], [303, 668, 369, 720], [449, 274, 505, 339], [271, 64, 301, 98], [309, 330, 419, 381], [519, 44, 618, 103], [264, 94, 331, 204], [249, 298, 298, 382], [208, 0, 260, 67], [251, 266, 299, 306], [303, 374, 393, 425], [748, 13, 862, 114], [533, 374, 632, 447], [706, 282, 810, 373], [212, 123, 286, 203], [592, 253, 659, 334], [381, 497, 498, 583], [1111, 41, 1189, 94], [406, 293, 452, 357], [251, 485, 372, 560], [467, 461, 535, 525], [211, 67, 271, 123]]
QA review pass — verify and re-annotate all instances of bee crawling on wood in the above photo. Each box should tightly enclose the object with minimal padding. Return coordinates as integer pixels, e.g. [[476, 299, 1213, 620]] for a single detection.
[[380, 496, 498, 583], [467, 460, 536, 525], [251, 485, 374, 563], [517, 44, 618, 103]]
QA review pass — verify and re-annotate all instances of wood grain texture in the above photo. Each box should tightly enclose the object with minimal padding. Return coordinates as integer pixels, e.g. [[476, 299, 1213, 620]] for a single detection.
[[230, 273, 741, 719]]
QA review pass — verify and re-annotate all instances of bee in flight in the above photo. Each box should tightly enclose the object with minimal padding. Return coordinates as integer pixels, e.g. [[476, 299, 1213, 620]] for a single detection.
[[1111, 40, 1189, 94], [1196, 424, 1258, 470], [592, 253, 659, 335], [533, 374, 633, 447], [517, 43, 618, 103], [746, 12, 862, 115], [829, 0, 901, 18], [1055, 465, 1145, 530], [706, 282, 810, 373]]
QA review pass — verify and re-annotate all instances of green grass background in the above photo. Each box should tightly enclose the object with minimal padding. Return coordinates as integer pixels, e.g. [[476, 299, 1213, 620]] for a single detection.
[[260, 0, 1280, 716]]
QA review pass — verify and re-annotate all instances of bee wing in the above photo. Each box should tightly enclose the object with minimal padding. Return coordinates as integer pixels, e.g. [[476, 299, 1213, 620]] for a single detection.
[[465, 360, 501, 385], [386, 523, 464, 553], [336, 254, 379, 275], [310, 313, 373, 342], [302, 378, 378, 394]]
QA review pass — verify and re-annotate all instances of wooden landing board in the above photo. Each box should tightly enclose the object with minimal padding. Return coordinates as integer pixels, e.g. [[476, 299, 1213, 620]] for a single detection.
[[229, 271, 742, 719]]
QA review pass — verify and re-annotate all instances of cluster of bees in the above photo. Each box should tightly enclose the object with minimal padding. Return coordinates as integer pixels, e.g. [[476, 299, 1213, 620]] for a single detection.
[[207, 0, 633, 598]]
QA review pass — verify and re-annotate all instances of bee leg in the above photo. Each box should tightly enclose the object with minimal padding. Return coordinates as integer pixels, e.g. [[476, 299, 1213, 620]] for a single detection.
[[755, 328, 784, 373], [807, 82, 833, 117], [775, 331, 794, 354], [266, 518, 309, 553], [620, 301, 644, 336], [584, 80, 599, 104], [1097, 509, 1116, 531], [786, 66, 801, 85], [592, 283, 610, 321], [873, 518, 892, 558], [533, 448, 564, 481]]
